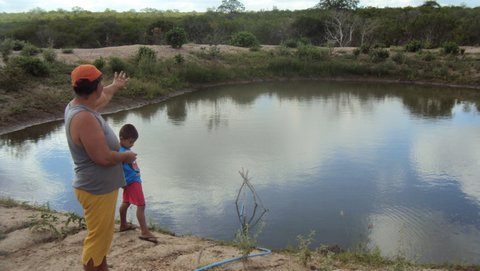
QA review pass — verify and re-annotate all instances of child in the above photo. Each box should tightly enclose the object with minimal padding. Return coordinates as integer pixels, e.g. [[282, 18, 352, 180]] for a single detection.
[[118, 124, 158, 244]]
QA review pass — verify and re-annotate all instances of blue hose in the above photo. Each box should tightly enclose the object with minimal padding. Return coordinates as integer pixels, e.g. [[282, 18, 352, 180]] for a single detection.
[[193, 247, 272, 271]]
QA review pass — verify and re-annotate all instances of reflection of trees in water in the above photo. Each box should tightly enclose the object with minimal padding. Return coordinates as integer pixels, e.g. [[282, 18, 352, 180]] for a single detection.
[[4, 82, 478, 152], [207, 100, 228, 131], [166, 97, 187, 124], [0, 121, 63, 159], [106, 103, 166, 125], [163, 82, 479, 124]]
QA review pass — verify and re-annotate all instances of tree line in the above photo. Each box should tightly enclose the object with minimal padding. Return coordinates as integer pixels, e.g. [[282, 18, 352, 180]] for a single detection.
[[0, 4, 479, 49]]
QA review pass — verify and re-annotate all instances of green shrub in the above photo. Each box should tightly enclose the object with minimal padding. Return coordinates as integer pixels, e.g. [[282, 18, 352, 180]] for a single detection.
[[135, 46, 157, 63], [174, 54, 185, 64], [136, 55, 156, 78], [405, 40, 423, 52], [10, 56, 49, 76], [62, 48, 74, 54], [12, 40, 26, 51], [298, 37, 311, 46], [353, 48, 360, 57], [42, 48, 57, 63], [360, 44, 371, 54], [369, 48, 389, 62], [420, 51, 435, 61], [108, 56, 128, 73], [274, 45, 292, 57], [0, 62, 26, 91], [283, 39, 298, 48], [296, 44, 329, 61], [93, 57, 106, 70], [0, 38, 14, 61], [230, 31, 258, 48], [442, 41, 459, 55], [166, 27, 187, 49], [249, 45, 261, 51], [20, 43, 40, 56], [391, 52, 407, 64]]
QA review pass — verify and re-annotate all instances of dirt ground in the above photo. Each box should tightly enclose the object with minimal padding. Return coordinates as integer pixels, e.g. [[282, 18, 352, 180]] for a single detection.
[[52, 44, 480, 64], [0, 205, 450, 271], [0, 205, 310, 271]]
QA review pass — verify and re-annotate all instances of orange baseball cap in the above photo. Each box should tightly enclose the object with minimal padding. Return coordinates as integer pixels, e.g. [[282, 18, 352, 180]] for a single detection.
[[71, 64, 102, 86]]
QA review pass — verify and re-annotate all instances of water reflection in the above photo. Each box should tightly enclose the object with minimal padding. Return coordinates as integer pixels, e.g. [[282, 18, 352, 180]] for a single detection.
[[1, 81, 480, 264]]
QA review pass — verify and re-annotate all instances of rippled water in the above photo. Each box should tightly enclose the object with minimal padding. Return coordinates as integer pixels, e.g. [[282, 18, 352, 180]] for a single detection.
[[1, 81, 480, 264]]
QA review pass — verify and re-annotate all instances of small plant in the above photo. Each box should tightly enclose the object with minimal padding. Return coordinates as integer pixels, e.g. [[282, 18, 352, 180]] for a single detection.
[[20, 43, 40, 56], [174, 53, 185, 64], [404, 40, 423, 52], [420, 51, 435, 61], [42, 47, 57, 63], [166, 27, 187, 49], [297, 230, 315, 266], [233, 223, 259, 259], [28, 212, 61, 237], [296, 44, 329, 61], [442, 41, 459, 55], [360, 44, 371, 54], [249, 45, 261, 52], [352, 48, 361, 57], [0, 38, 14, 61], [0, 61, 26, 91], [298, 37, 311, 46], [10, 56, 50, 76], [369, 48, 389, 62], [391, 52, 407, 64], [283, 39, 298, 48], [65, 212, 86, 229], [233, 169, 268, 260], [109, 56, 128, 73], [230, 31, 258, 48], [12, 40, 26, 51], [135, 46, 157, 63], [62, 48, 74, 54], [93, 57, 106, 70]]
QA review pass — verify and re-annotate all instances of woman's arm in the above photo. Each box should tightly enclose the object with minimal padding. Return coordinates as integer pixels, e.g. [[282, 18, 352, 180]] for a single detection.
[[95, 71, 129, 111], [70, 111, 136, 166]]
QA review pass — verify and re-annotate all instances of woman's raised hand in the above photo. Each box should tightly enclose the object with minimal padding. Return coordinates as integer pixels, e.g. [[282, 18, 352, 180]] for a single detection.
[[112, 71, 129, 90]]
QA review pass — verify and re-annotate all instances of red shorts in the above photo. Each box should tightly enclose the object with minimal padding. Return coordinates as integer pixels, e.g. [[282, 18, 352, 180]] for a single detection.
[[122, 182, 145, 206]]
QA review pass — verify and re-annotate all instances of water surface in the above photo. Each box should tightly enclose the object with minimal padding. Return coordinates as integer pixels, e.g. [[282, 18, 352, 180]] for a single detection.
[[1, 81, 480, 264]]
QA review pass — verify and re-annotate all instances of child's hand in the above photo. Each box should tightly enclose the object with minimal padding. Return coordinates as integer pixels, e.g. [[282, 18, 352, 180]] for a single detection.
[[123, 151, 137, 163]]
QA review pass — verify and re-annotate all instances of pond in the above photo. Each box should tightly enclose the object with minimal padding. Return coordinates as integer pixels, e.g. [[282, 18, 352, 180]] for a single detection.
[[1, 81, 480, 264]]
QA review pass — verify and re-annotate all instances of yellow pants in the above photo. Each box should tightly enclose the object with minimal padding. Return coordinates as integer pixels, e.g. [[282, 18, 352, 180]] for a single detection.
[[75, 188, 118, 267]]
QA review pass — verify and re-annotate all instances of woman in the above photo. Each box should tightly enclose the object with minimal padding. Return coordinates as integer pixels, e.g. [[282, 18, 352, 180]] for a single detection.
[[65, 64, 137, 271]]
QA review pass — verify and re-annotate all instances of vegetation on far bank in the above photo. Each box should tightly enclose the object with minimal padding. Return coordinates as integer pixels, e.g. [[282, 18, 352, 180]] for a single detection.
[[2, 197, 479, 270], [0, 2, 479, 49]]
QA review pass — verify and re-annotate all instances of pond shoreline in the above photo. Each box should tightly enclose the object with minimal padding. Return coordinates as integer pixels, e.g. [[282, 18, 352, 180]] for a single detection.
[[1, 76, 479, 136]]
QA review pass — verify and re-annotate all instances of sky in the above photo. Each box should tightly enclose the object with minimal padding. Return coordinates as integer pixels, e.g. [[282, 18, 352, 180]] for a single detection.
[[0, 0, 476, 13]]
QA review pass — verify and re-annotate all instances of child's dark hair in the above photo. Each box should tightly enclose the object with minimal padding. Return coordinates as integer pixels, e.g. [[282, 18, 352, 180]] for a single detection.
[[73, 77, 102, 97], [119, 124, 138, 140]]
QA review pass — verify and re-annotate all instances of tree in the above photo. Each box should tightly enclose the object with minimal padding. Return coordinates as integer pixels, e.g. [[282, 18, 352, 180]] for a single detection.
[[315, 0, 359, 10], [217, 0, 245, 13], [324, 11, 358, 47], [166, 27, 187, 49], [421, 1, 441, 8]]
